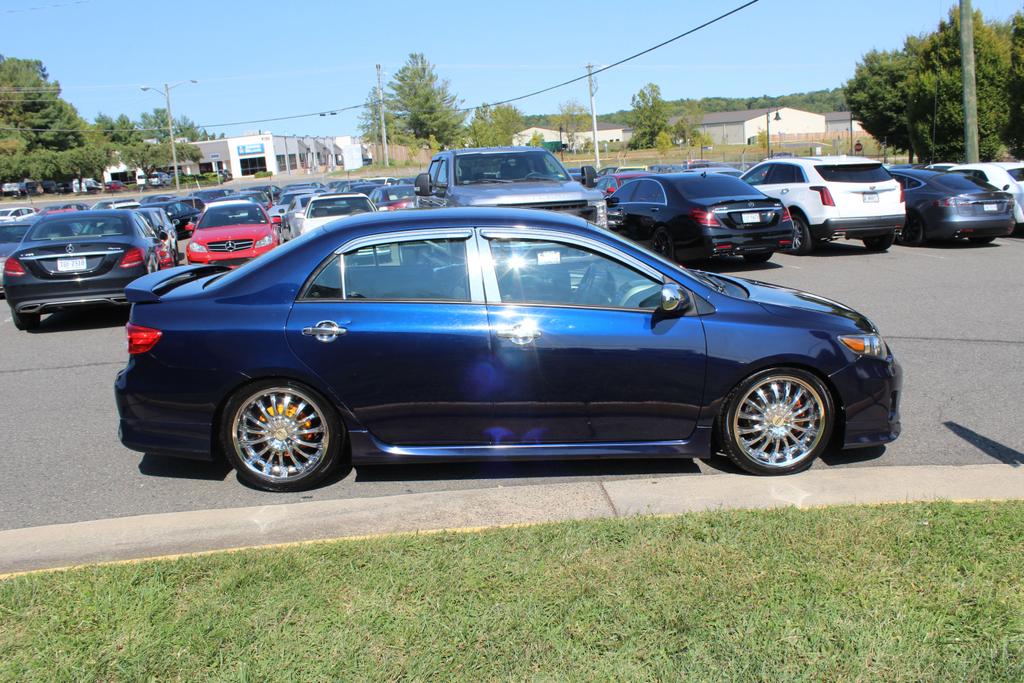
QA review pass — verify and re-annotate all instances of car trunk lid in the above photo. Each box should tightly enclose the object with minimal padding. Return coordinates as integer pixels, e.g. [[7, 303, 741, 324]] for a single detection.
[[814, 163, 902, 218]]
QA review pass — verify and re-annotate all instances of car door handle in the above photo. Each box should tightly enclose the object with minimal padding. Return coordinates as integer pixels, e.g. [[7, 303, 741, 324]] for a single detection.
[[302, 320, 347, 342], [494, 322, 542, 345], [650, 207, 660, 212]]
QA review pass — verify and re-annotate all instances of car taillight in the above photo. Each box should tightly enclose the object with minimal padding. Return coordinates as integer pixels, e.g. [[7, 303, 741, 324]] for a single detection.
[[119, 247, 145, 269], [690, 208, 720, 227], [810, 185, 835, 207], [271, 215, 282, 224], [3, 257, 26, 277], [126, 323, 162, 354], [933, 197, 961, 207], [781, 207, 792, 222]]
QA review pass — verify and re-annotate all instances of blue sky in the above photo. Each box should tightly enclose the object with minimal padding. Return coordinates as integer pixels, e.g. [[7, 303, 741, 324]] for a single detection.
[[3, 0, 1021, 138]]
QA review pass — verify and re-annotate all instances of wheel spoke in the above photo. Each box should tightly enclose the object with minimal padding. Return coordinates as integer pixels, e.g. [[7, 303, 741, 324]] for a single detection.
[[732, 375, 826, 468], [233, 389, 328, 482]]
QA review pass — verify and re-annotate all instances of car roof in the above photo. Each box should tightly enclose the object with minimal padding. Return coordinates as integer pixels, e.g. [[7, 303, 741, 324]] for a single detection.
[[205, 200, 259, 208], [890, 168, 943, 179], [766, 155, 882, 166], [317, 207, 592, 239], [35, 209, 130, 219], [309, 193, 371, 200], [446, 146, 548, 157]]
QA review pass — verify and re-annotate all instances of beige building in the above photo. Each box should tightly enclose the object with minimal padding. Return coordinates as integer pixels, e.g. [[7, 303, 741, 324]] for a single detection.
[[513, 122, 632, 150], [669, 107, 855, 146], [825, 111, 866, 135]]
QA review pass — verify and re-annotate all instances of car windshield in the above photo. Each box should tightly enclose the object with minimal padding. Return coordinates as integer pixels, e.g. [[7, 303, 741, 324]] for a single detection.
[[307, 196, 374, 218], [932, 173, 996, 192], [671, 175, 761, 199], [197, 205, 267, 228], [27, 216, 131, 240], [454, 151, 570, 184], [814, 163, 892, 183], [370, 185, 415, 202], [0, 223, 31, 242]]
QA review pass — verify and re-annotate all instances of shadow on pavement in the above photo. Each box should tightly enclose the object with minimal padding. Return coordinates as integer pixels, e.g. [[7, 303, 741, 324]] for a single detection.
[[802, 242, 878, 258], [688, 257, 784, 274], [354, 457, 702, 483], [28, 307, 129, 334], [943, 421, 1023, 466], [819, 445, 886, 467], [138, 453, 232, 481]]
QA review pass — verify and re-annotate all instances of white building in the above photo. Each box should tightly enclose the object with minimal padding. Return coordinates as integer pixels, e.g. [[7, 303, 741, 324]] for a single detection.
[[670, 108, 829, 146], [512, 122, 632, 149], [825, 111, 866, 135], [182, 133, 345, 178]]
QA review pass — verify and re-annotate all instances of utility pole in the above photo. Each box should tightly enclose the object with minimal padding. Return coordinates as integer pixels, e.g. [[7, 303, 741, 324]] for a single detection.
[[141, 80, 196, 192], [960, 0, 980, 163], [586, 64, 600, 170], [376, 64, 390, 167]]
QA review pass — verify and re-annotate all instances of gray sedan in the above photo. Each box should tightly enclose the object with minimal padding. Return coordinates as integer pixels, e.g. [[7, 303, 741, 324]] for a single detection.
[[891, 169, 1015, 245]]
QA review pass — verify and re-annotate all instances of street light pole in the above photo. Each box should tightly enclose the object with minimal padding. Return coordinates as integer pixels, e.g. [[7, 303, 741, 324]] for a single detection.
[[141, 80, 197, 192], [586, 63, 600, 170]]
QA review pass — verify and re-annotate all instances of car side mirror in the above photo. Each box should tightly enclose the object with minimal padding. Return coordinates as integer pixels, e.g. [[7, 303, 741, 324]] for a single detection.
[[1004, 184, 1010, 191], [415, 173, 431, 196], [581, 165, 597, 187], [604, 186, 615, 195], [659, 283, 689, 314], [606, 196, 620, 207], [157, 230, 169, 242]]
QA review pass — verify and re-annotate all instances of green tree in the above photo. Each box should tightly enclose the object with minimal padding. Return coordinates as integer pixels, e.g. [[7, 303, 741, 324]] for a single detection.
[[0, 56, 85, 152], [670, 100, 703, 144], [468, 104, 527, 147], [655, 130, 673, 157], [94, 113, 143, 145], [136, 109, 211, 143], [906, 8, 1010, 161], [553, 100, 587, 151], [628, 83, 668, 149], [846, 41, 918, 157], [491, 105, 525, 146], [357, 86, 407, 149], [1006, 12, 1024, 157], [528, 130, 546, 147], [61, 139, 114, 184], [388, 53, 465, 147]]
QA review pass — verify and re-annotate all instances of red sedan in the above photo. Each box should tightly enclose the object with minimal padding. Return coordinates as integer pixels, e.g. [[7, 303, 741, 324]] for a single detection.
[[594, 172, 653, 197], [186, 201, 279, 268]]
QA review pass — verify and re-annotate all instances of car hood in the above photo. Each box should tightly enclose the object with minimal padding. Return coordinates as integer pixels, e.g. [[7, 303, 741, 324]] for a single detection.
[[732, 276, 876, 334], [450, 180, 604, 206], [190, 224, 272, 243]]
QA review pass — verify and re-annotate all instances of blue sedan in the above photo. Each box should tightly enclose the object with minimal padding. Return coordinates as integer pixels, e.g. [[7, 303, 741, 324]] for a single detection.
[[115, 208, 902, 491]]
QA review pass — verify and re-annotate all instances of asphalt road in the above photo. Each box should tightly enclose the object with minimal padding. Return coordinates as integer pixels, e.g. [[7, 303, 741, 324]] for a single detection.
[[1, 234, 1022, 531]]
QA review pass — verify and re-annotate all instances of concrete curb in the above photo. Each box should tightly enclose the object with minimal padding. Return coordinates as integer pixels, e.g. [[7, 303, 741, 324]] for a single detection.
[[2, 463, 1022, 576]]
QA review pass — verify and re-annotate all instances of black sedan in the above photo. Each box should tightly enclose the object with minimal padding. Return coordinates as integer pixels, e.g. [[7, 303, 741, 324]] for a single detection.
[[0, 219, 35, 297], [891, 169, 1015, 246], [138, 199, 201, 239], [606, 173, 794, 263], [3, 210, 166, 330]]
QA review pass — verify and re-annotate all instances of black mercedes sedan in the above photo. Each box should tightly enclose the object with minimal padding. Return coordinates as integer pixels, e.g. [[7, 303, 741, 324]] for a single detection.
[[140, 199, 201, 239], [3, 210, 166, 330], [606, 173, 794, 264], [890, 169, 1015, 246]]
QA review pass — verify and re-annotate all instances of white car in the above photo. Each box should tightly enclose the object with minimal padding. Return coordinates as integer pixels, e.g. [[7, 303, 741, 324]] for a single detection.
[[0, 206, 37, 222], [91, 199, 140, 210], [947, 162, 1024, 228], [742, 156, 905, 254], [301, 193, 376, 235]]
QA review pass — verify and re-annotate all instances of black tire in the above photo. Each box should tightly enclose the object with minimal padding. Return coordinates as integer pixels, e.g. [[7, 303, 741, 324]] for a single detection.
[[968, 236, 996, 244], [897, 213, 926, 246], [787, 212, 814, 255], [219, 379, 346, 492], [11, 307, 40, 331], [717, 367, 835, 476], [650, 227, 675, 261], [863, 232, 895, 252], [742, 252, 773, 264]]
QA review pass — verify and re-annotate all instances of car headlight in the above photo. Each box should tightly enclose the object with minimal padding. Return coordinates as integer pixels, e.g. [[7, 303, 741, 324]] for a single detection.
[[254, 234, 274, 248], [590, 200, 608, 228], [188, 241, 207, 253], [838, 334, 887, 358]]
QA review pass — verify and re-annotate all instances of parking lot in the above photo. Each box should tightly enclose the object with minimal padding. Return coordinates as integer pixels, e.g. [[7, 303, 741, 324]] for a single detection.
[[1, 234, 1021, 532]]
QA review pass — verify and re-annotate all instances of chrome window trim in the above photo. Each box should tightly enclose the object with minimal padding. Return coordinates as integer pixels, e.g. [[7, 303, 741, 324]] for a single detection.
[[18, 249, 123, 260], [477, 227, 665, 306]]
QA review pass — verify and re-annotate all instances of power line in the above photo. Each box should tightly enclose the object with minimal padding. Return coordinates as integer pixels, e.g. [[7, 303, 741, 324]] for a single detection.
[[0, 0, 760, 135]]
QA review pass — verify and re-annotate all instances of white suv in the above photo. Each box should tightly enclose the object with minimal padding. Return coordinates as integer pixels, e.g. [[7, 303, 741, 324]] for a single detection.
[[301, 193, 376, 235], [742, 156, 905, 254]]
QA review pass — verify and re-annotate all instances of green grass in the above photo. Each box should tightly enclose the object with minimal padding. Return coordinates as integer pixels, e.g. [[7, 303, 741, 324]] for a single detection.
[[2, 502, 1022, 681]]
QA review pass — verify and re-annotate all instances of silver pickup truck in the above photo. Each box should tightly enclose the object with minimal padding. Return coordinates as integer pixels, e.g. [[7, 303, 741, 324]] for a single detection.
[[414, 147, 607, 228]]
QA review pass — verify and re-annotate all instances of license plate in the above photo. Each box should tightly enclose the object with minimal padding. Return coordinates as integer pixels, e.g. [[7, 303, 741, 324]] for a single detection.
[[983, 203, 998, 212], [57, 257, 87, 272], [862, 193, 879, 203], [741, 212, 760, 224]]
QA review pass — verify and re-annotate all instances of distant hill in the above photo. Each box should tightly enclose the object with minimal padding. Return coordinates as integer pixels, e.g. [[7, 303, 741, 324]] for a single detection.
[[522, 88, 847, 128]]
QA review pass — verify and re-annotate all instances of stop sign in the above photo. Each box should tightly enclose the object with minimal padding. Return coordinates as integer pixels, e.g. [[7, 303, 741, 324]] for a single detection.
[[854, 141, 863, 153]]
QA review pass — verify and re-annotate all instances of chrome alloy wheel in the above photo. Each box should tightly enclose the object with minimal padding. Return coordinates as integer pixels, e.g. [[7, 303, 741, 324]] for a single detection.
[[230, 387, 329, 481], [731, 375, 826, 468]]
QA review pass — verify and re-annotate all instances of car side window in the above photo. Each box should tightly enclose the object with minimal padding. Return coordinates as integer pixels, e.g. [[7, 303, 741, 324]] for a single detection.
[[488, 238, 662, 310], [305, 238, 471, 302], [435, 160, 449, 187], [742, 165, 771, 186], [595, 177, 613, 193], [632, 179, 666, 204], [612, 180, 639, 202], [766, 164, 804, 184]]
